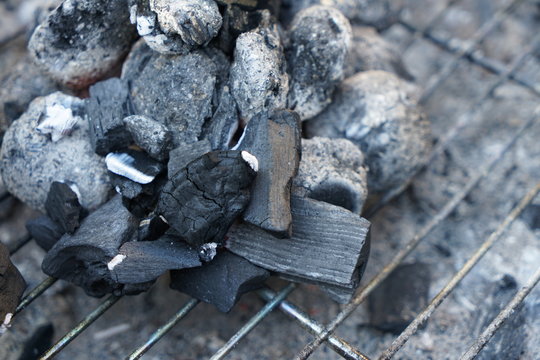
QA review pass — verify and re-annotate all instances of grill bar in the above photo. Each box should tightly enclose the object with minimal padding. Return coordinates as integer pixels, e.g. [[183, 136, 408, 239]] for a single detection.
[[15, 277, 57, 315], [459, 265, 540, 360], [379, 181, 540, 359]]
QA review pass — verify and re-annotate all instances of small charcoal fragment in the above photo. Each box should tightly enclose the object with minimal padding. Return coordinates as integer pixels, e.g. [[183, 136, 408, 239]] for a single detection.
[[167, 140, 211, 179], [237, 109, 301, 237], [0, 243, 26, 334], [86, 78, 133, 156], [286, 6, 351, 120], [110, 174, 144, 200], [293, 137, 368, 214], [42, 196, 138, 297], [123, 115, 172, 161], [106, 150, 164, 185], [109, 235, 201, 284], [215, 4, 259, 54], [203, 84, 239, 150], [368, 263, 430, 334], [44, 181, 83, 234], [121, 175, 166, 218], [199, 242, 218, 262], [158, 150, 256, 247], [170, 251, 269, 312], [226, 196, 370, 287], [137, 215, 169, 242], [26, 216, 64, 251]]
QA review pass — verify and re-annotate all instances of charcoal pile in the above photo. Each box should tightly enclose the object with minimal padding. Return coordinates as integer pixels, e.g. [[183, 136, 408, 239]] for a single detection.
[[0, 0, 431, 316]]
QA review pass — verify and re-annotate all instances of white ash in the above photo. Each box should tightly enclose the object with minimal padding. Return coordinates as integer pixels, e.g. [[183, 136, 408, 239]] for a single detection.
[[105, 153, 155, 185], [240, 151, 259, 173], [0, 313, 13, 335], [199, 243, 218, 262], [107, 254, 126, 271], [36, 100, 82, 142]]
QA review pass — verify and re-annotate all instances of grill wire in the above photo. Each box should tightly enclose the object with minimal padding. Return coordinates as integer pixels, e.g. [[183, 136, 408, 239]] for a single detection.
[[4, 0, 540, 358]]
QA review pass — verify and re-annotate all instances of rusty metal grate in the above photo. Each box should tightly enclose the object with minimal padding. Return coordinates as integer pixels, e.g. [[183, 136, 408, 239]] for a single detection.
[[5, 0, 540, 358]]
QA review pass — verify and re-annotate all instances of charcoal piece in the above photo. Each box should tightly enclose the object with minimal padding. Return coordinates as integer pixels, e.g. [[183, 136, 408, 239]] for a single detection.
[[226, 196, 371, 287], [286, 6, 351, 120], [293, 137, 368, 214], [28, 0, 137, 89], [123, 115, 172, 161], [214, 4, 266, 54], [109, 236, 201, 284], [158, 150, 257, 247], [167, 140, 211, 179], [170, 251, 269, 312], [344, 26, 413, 80], [41, 196, 138, 297], [110, 174, 144, 200], [237, 109, 301, 237], [86, 78, 133, 156], [106, 150, 164, 185], [230, 11, 289, 123], [306, 71, 432, 194], [44, 181, 82, 234], [121, 174, 166, 218], [26, 216, 64, 251], [520, 203, 540, 230], [0, 92, 111, 212], [137, 215, 169, 242], [0, 243, 26, 333], [203, 84, 239, 150], [368, 263, 430, 334]]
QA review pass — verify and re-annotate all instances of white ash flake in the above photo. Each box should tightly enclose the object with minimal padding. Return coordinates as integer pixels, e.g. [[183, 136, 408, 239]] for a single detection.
[[107, 254, 126, 271], [36, 103, 80, 142], [241, 151, 259, 172], [0, 313, 13, 335], [105, 152, 155, 184], [136, 15, 155, 36], [200, 242, 218, 261]]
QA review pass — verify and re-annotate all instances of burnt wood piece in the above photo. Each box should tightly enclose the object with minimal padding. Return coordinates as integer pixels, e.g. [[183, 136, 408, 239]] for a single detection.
[[238, 109, 301, 237], [170, 251, 269, 312], [0, 243, 26, 331], [226, 196, 370, 286], [167, 140, 211, 179], [121, 174, 167, 219], [44, 181, 83, 234], [158, 150, 256, 247], [137, 215, 170, 242], [86, 78, 133, 156], [106, 149, 164, 185], [110, 236, 201, 284], [41, 196, 138, 297], [110, 174, 144, 200], [204, 83, 239, 150], [26, 216, 65, 251], [368, 262, 430, 334], [123, 115, 172, 161]]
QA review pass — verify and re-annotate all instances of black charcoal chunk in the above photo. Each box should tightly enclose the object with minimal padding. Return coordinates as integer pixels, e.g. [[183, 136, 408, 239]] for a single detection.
[[109, 236, 201, 284], [203, 84, 239, 150], [123, 115, 172, 161], [110, 174, 144, 200], [226, 196, 371, 287], [368, 263, 430, 334], [170, 251, 269, 312], [42, 196, 138, 297], [0, 243, 26, 334], [237, 109, 301, 237], [28, 0, 137, 89], [293, 137, 368, 214], [44, 181, 83, 234], [158, 150, 256, 247], [215, 4, 260, 54], [121, 175, 166, 219], [306, 71, 432, 194], [286, 6, 351, 120], [137, 215, 169, 242], [167, 140, 211, 179], [26, 216, 64, 251], [106, 150, 164, 185], [86, 78, 133, 156]]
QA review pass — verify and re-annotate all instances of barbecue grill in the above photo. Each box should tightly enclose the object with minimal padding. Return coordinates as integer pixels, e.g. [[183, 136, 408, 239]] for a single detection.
[[3, 0, 540, 359]]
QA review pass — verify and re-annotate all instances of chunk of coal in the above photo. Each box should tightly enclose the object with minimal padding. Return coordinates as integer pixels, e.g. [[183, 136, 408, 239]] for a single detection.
[[237, 109, 301, 237], [0, 243, 26, 333], [121, 175, 167, 219], [26, 216, 64, 251], [167, 140, 211, 179], [44, 181, 83, 234], [344, 26, 413, 80], [286, 6, 351, 120], [158, 150, 256, 247], [28, 0, 137, 89], [306, 71, 432, 194], [203, 83, 239, 150], [293, 137, 368, 214], [86, 78, 133, 156], [215, 4, 260, 54], [106, 150, 164, 185], [0, 92, 111, 212], [368, 262, 430, 334], [42, 196, 138, 297], [109, 236, 201, 284], [137, 215, 169, 242], [123, 115, 172, 161], [230, 11, 289, 123], [110, 174, 144, 200], [226, 196, 371, 287], [170, 251, 269, 312]]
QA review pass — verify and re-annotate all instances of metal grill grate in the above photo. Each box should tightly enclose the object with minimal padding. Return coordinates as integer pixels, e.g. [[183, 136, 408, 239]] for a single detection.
[[5, 0, 540, 358]]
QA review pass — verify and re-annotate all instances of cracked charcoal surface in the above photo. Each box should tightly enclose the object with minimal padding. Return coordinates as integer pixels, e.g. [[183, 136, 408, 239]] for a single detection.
[[26, 215, 64, 251], [293, 137, 368, 214], [158, 150, 256, 247], [306, 71, 432, 194], [45, 181, 83, 234], [41, 196, 138, 297], [229, 11, 289, 123], [28, 0, 137, 89], [170, 251, 269, 313], [237, 109, 301, 237], [0, 92, 111, 212], [0, 243, 26, 328], [167, 140, 211, 179], [226, 196, 371, 287], [123, 115, 172, 161], [285, 5, 351, 120]]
